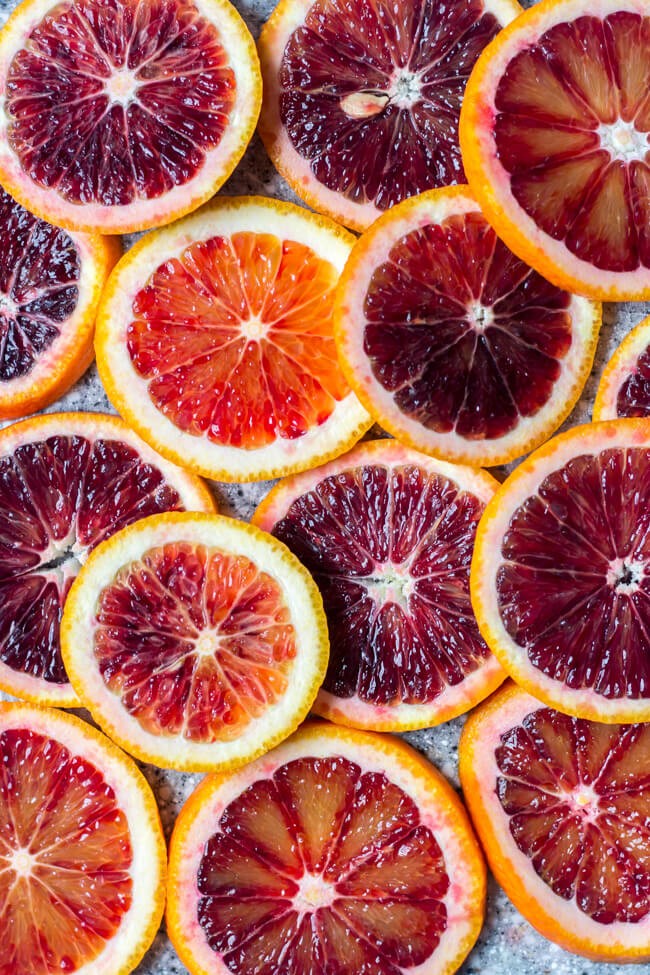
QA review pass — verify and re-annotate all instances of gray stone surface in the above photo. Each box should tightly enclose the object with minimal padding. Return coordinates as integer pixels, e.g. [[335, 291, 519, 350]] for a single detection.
[[0, 0, 649, 972]]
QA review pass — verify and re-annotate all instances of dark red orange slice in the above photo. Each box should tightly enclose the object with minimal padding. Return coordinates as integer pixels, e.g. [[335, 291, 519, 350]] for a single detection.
[[0, 412, 213, 707], [254, 439, 504, 731], [258, 0, 521, 230], [0, 702, 165, 975], [461, 0, 650, 299], [473, 419, 650, 723], [0, 0, 261, 233], [460, 681, 650, 961], [168, 721, 486, 975], [594, 314, 650, 419]]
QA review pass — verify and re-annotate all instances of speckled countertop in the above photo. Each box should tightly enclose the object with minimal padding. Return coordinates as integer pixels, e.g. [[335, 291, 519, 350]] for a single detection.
[[0, 0, 649, 972]]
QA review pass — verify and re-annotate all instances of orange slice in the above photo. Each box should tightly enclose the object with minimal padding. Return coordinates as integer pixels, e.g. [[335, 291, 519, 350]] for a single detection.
[[96, 195, 371, 482], [258, 0, 521, 231], [61, 511, 329, 771], [0, 186, 119, 419], [0, 411, 214, 709], [472, 419, 650, 723], [0, 0, 261, 234], [460, 0, 650, 300], [253, 438, 505, 732], [167, 720, 485, 975], [0, 700, 165, 975], [335, 186, 601, 466], [460, 681, 650, 961], [594, 314, 650, 420]]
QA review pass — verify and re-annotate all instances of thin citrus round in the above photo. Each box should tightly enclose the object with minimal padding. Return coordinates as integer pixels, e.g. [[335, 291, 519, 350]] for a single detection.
[[258, 0, 521, 232], [460, 0, 650, 300], [0, 411, 214, 708], [61, 511, 329, 771], [0, 186, 119, 419], [167, 719, 485, 975], [0, 0, 261, 234], [335, 186, 601, 466], [253, 438, 505, 732], [472, 419, 650, 723], [0, 700, 166, 975], [460, 681, 650, 961], [96, 195, 371, 482], [594, 314, 650, 420]]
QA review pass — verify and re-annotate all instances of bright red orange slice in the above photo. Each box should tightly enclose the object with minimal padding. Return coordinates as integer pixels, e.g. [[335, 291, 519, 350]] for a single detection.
[[168, 721, 486, 975], [0, 701, 165, 975], [460, 681, 650, 961], [461, 0, 650, 299], [254, 438, 505, 731], [96, 196, 371, 481]]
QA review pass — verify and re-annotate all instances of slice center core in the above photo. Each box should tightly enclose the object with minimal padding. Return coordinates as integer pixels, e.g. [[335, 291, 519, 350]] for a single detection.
[[0, 293, 18, 318], [607, 556, 644, 593], [293, 872, 335, 912], [105, 68, 139, 106], [467, 301, 493, 332], [195, 632, 218, 658], [364, 562, 413, 608], [389, 70, 422, 109], [240, 316, 269, 342], [11, 848, 36, 877], [597, 120, 649, 164]]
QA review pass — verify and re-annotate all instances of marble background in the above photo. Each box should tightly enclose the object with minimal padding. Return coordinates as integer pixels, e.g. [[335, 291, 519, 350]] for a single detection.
[[1, 0, 650, 971]]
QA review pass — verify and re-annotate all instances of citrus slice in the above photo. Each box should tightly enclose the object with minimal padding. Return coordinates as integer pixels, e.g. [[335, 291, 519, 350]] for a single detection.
[[460, 681, 650, 961], [253, 439, 505, 731], [0, 411, 214, 708], [61, 512, 329, 771], [258, 0, 522, 231], [472, 419, 650, 723], [0, 0, 261, 234], [0, 186, 119, 419], [594, 315, 650, 420], [167, 720, 485, 975], [461, 0, 650, 300], [96, 196, 371, 482], [335, 186, 601, 466], [0, 700, 165, 975]]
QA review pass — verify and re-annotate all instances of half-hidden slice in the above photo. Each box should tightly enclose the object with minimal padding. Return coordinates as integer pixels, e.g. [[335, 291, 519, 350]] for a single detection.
[[61, 512, 329, 771], [96, 195, 371, 481], [254, 438, 505, 731], [0, 0, 262, 233], [460, 0, 650, 299], [472, 419, 650, 722], [168, 720, 485, 975], [460, 681, 650, 961], [0, 186, 119, 419], [0, 411, 213, 708], [335, 186, 600, 466], [594, 315, 650, 419], [0, 701, 165, 975]]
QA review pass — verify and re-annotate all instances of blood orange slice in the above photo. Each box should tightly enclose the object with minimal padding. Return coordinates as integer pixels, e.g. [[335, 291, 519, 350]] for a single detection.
[[0, 0, 261, 234], [0, 187, 119, 419], [167, 720, 485, 975], [258, 0, 521, 231], [461, 0, 650, 300], [594, 315, 650, 420], [96, 196, 371, 481], [0, 700, 165, 975], [0, 411, 213, 708], [472, 419, 650, 723], [335, 187, 601, 466], [253, 439, 505, 732], [61, 512, 329, 771], [460, 681, 650, 961]]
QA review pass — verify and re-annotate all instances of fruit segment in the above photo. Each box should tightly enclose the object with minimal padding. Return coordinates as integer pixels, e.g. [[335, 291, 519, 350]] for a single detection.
[[259, 0, 521, 228], [255, 440, 504, 730], [460, 682, 650, 960]]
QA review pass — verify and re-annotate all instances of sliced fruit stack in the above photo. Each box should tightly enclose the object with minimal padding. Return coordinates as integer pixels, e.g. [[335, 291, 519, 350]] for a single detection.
[[254, 438, 505, 731]]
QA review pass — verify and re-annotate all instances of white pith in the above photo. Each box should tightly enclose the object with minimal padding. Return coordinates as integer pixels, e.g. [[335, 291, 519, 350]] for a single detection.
[[61, 513, 327, 771], [104, 67, 139, 107], [463, 685, 650, 954], [169, 724, 485, 975], [96, 197, 371, 481], [0, 292, 17, 317], [0, 703, 165, 975], [598, 119, 649, 163], [472, 420, 650, 721], [336, 187, 601, 465], [0, 412, 212, 707]]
